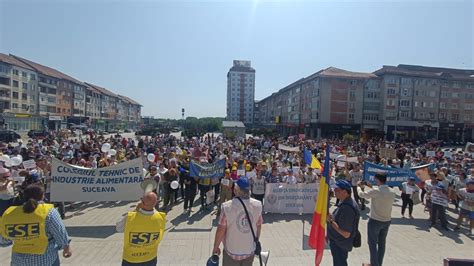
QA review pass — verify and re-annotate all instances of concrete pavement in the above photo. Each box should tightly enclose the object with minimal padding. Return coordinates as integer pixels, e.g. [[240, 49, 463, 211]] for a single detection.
[[1, 195, 473, 265]]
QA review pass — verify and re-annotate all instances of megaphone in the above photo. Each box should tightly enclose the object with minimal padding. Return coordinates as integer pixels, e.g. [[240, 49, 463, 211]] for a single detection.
[[140, 179, 157, 194], [260, 251, 270, 266]]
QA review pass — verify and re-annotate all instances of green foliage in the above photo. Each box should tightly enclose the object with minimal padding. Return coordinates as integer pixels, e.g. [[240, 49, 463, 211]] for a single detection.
[[145, 117, 224, 136], [342, 133, 357, 142]]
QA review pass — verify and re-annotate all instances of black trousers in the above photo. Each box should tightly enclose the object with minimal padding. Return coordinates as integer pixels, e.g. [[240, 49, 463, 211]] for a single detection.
[[401, 193, 413, 216], [199, 184, 210, 207], [122, 257, 157, 266], [184, 186, 196, 210], [431, 204, 448, 228]]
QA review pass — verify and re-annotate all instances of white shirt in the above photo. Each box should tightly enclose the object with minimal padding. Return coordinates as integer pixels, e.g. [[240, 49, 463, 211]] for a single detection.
[[285, 175, 298, 184], [358, 185, 396, 222]]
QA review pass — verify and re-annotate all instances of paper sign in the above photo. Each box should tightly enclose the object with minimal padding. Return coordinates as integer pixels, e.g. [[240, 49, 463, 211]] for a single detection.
[[380, 148, 397, 159], [444, 151, 453, 159], [426, 151, 436, 157], [22, 159, 37, 169], [337, 161, 346, 167], [221, 179, 231, 186], [237, 169, 245, 176]]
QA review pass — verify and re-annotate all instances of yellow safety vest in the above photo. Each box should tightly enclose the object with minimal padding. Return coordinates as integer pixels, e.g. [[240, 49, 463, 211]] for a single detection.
[[0, 204, 53, 255], [123, 211, 166, 263]]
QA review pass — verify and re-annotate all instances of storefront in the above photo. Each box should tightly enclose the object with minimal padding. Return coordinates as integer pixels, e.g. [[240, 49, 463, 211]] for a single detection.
[[438, 123, 465, 143], [304, 123, 361, 140], [0, 113, 43, 132]]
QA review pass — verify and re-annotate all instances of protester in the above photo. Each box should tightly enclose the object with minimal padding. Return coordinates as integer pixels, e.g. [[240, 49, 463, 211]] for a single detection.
[[0, 184, 72, 265], [116, 192, 166, 266], [358, 173, 396, 266], [327, 180, 360, 266], [212, 176, 263, 266], [454, 178, 474, 235], [401, 176, 420, 218]]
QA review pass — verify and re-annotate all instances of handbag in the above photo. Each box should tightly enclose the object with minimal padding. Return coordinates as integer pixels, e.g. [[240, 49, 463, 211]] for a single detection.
[[411, 191, 421, 205], [236, 197, 265, 266], [342, 203, 361, 248]]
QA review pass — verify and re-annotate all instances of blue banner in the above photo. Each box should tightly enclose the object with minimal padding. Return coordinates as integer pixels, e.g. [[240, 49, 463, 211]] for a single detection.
[[363, 162, 434, 186], [189, 159, 226, 179]]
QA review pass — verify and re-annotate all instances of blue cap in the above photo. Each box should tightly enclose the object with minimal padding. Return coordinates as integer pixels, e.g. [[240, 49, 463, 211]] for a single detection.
[[436, 183, 445, 190], [334, 180, 352, 191], [236, 176, 250, 189], [409, 176, 416, 180]]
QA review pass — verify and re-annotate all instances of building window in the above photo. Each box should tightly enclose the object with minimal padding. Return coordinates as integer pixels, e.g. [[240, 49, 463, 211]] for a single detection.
[[400, 100, 410, 107], [451, 113, 460, 121], [349, 90, 356, 100], [22, 104, 28, 110], [399, 111, 410, 118], [387, 88, 396, 95], [30, 74, 36, 80], [21, 72, 27, 78], [348, 113, 354, 120], [12, 92, 18, 99], [13, 69, 19, 76], [349, 102, 355, 109], [439, 112, 447, 120], [22, 93, 27, 100], [465, 114, 471, 121], [452, 103, 458, 109], [13, 80, 19, 87], [22, 82, 28, 89], [441, 91, 450, 98], [386, 99, 395, 106], [12, 103, 18, 109]]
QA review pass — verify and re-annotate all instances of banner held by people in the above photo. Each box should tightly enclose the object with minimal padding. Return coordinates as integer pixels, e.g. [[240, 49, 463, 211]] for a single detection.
[[189, 159, 225, 179], [263, 183, 318, 214], [363, 162, 434, 186], [50, 158, 144, 202]]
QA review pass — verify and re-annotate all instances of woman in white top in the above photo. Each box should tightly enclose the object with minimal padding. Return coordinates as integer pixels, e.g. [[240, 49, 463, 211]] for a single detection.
[[401, 177, 420, 218], [0, 167, 15, 216]]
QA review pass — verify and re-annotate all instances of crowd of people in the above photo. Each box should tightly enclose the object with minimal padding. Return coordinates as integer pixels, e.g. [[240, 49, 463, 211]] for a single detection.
[[0, 130, 473, 265]]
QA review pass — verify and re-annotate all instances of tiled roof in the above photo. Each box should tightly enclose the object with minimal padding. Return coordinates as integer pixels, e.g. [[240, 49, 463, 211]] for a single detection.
[[0, 53, 35, 71], [10, 54, 84, 85], [119, 95, 141, 106], [374, 64, 474, 81], [317, 67, 377, 79], [84, 82, 117, 97]]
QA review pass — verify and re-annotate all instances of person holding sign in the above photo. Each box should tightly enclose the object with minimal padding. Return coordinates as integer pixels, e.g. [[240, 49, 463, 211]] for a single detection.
[[116, 192, 166, 266], [401, 177, 420, 218], [0, 184, 72, 265], [217, 169, 233, 216]]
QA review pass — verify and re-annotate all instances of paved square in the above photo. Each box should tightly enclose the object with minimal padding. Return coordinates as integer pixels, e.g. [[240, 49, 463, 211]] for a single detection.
[[1, 195, 473, 265]]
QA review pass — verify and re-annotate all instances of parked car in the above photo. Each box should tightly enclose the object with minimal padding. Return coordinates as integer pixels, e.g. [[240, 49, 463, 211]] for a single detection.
[[27, 130, 50, 138], [135, 128, 159, 137], [0, 130, 21, 143]]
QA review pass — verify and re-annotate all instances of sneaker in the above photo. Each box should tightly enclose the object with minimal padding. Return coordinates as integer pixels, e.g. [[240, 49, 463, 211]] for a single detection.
[[409, 215, 414, 219], [454, 226, 461, 231]]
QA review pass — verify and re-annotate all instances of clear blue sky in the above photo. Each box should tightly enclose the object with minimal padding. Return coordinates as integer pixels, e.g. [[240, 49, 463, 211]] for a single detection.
[[1, 0, 472, 119]]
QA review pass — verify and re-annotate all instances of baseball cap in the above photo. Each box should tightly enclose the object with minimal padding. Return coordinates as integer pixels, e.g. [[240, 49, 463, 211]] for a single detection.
[[236, 176, 250, 189], [333, 180, 352, 191], [409, 176, 416, 180]]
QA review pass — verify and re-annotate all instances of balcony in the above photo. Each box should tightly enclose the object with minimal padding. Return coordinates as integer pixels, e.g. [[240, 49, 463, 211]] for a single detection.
[[38, 81, 57, 89]]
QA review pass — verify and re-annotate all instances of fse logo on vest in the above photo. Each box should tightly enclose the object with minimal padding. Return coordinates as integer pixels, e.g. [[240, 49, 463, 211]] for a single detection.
[[129, 232, 160, 245], [5, 223, 41, 239]]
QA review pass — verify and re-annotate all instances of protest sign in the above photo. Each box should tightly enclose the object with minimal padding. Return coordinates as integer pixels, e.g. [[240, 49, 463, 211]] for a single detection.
[[50, 158, 144, 202], [363, 162, 433, 186], [426, 151, 436, 157], [380, 148, 397, 159], [189, 159, 225, 179], [264, 183, 318, 214], [278, 144, 300, 152], [444, 151, 453, 159], [22, 159, 37, 169], [465, 142, 474, 153]]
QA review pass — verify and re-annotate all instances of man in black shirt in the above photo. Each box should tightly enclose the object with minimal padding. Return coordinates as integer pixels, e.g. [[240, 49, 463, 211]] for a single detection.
[[327, 180, 360, 266]]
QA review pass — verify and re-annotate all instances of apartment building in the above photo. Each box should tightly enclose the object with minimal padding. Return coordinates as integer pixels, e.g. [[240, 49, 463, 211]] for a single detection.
[[256, 64, 474, 142], [226, 60, 255, 124], [0, 53, 141, 132], [0, 53, 42, 131]]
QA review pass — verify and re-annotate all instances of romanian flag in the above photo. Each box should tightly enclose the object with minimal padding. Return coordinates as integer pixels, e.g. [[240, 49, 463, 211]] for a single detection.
[[304, 148, 322, 169], [308, 145, 330, 265]]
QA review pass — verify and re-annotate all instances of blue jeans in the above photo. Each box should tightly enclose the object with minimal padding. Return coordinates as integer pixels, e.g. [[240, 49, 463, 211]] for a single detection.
[[367, 219, 391, 266], [329, 239, 348, 266]]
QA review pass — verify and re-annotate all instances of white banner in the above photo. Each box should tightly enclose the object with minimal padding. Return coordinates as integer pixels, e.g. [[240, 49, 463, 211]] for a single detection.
[[50, 158, 144, 202], [278, 144, 300, 152], [264, 183, 318, 214]]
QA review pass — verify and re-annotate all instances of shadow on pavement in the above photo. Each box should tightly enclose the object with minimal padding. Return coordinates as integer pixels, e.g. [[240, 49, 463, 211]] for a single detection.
[[66, 225, 117, 239], [262, 213, 312, 224]]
